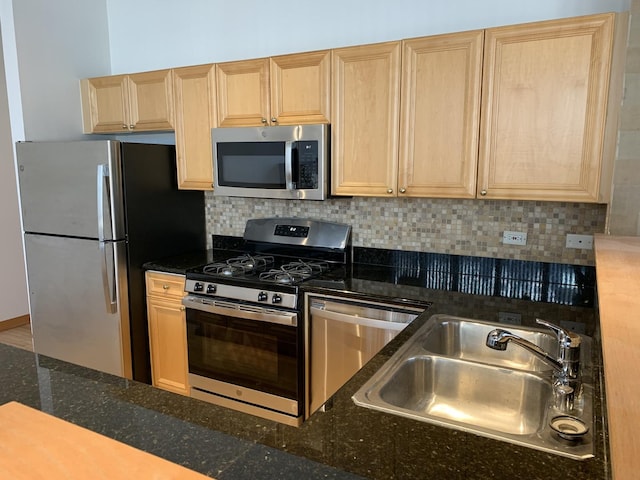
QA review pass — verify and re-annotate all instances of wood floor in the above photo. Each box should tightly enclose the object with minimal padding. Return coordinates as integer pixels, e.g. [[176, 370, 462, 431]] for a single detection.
[[0, 324, 34, 352]]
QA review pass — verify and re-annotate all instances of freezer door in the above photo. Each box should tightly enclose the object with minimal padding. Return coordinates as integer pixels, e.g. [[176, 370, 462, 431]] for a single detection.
[[24, 234, 132, 378], [17, 141, 125, 240]]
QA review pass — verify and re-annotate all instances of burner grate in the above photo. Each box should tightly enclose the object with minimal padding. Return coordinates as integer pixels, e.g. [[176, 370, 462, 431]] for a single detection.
[[259, 260, 329, 285], [202, 254, 274, 277]]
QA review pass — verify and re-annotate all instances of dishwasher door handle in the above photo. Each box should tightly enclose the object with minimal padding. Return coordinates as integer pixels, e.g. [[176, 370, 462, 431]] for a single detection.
[[309, 306, 411, 331]]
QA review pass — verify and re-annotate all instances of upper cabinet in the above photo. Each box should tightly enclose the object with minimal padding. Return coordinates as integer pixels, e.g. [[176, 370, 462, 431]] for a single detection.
[[78, 13, 622, 199], [216, 51, 331, 127], [478, 14, 616, 202], [398, 30, 484, 198], [331, 42, 401, 196], [173, 64, 216, 190], [81, 69, 175, 133]]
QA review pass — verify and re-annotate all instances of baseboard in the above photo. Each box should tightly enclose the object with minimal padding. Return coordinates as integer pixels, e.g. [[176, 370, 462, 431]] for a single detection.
[[0, 314, 30, 332]]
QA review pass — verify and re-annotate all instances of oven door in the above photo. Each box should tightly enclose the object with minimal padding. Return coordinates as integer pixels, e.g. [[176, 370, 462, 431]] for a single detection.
[[183, 295, 301, 415]]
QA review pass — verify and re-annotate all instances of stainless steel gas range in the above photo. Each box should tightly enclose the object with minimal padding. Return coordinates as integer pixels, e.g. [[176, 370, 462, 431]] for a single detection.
[[183, 218, 351, 426]]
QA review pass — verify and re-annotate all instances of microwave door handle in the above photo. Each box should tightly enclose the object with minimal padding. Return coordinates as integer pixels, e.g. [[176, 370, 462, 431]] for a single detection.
[[284, 141, 295, 191]]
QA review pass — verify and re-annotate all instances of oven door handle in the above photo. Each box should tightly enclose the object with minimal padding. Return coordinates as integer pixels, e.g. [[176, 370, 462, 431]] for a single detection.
[[183, 296, 298, 327]]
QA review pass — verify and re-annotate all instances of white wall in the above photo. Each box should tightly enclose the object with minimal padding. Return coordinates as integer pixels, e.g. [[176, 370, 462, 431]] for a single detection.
[[107, 0, 630, 73], [11, 0, 111, 140], [0, 26, 27, 322]]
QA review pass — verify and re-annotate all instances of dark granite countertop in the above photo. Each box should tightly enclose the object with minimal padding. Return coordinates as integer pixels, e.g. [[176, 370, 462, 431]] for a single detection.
[[3, 245, 604, 479]]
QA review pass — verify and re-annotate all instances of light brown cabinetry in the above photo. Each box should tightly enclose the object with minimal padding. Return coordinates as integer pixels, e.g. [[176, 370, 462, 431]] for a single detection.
[[145, 271, 189, 396], [399, 31, 484, 198], [478, 14, 616, 202], [173, 64, 216, 190], [331, 42, 401, 196], [80, 69, 175, 133], [216, 51, 331, 127]]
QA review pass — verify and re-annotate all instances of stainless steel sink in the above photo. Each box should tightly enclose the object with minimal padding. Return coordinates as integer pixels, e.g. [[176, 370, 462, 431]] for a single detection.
[[420, 317, 558, 372], [352, 314, 594, 460], [376, 355, 551, 435]]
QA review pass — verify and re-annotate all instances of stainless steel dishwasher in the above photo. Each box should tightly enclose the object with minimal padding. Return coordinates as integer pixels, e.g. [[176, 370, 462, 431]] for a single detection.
[[305, 293, 425, 417]]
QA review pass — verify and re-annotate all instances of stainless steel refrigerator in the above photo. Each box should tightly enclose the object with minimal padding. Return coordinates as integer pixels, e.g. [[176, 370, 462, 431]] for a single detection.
[[16, 140, 205, 382]]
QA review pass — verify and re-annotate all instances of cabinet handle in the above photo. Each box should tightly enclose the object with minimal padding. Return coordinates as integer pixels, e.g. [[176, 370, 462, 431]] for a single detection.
[[480, 190, 487, 196], [122, 125, 128, 129], [129, 125, 134, 130], [387, 188, 393, 194], [271, 117, 277, 123], [399, 188, 406, 194], [180, 306, 185, 311], [162, 284, 170, 290], [261, 118, 268, 124]]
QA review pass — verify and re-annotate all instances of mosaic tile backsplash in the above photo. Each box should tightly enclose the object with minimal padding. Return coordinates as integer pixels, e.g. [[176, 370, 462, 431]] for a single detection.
[[204, 194, 607, 266]]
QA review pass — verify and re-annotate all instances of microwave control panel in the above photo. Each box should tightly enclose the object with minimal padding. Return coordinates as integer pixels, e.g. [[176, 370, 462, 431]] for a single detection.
[[294, 141, 318, 189]]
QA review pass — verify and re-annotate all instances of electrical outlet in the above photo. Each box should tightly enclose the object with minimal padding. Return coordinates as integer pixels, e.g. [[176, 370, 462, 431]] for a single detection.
[[502, 231, 527, 246], [498, 311, 522, 325], [566, 234, 593, 250]]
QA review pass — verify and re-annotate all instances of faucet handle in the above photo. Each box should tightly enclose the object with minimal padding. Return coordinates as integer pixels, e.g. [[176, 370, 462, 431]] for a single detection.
[[535, 318, 581, 348]]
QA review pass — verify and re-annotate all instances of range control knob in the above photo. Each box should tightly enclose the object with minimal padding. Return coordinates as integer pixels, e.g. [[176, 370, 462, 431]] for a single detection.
[[193, 282, 204, 292], [272, 294, 282, 304], [258, 291, 268, 302], [206, 284, 217, 294]]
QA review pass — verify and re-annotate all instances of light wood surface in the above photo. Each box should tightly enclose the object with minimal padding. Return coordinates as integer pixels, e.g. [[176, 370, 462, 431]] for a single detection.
[[216, 58, 270, 127], [594, 235, 640, 480], [478, 14, 615, 202], [146, 272, 190, 396], [331, 41, 401, 196], [128, 69, 175, 131], [270, 50, 331, 125], [173, 64, 216, 190], [399, 30, 483, 198], [80, 75, 130, 133], [0, 324, 33, 352], [0, 401, 212, 479], [81, 70, 175, 133]]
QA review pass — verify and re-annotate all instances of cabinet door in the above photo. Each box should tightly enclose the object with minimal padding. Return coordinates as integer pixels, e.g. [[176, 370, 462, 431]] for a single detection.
[[478, 14, 614, 202], [147, 296, 189, 396], [128, 69, 175, 131], [270, 50, 331, 125], [332, 42, 401, 196], [399, 31, 483, 198], [216, 58, 270, 127], [173, 65, 216, 190], [80, 75, 130, 133]]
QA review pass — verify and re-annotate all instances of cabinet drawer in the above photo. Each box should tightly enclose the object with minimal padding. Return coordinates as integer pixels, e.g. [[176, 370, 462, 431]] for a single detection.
[[146, 271, 186, 299]]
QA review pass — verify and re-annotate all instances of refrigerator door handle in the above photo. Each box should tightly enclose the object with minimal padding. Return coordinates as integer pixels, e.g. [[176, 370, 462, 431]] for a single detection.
[[96, 164, 110, 242], [99, 241, 118, 314]]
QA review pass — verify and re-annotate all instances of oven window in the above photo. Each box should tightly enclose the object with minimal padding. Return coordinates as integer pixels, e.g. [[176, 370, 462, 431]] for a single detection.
[[186, 309, 298, 399], [216, 142, 285, 188]]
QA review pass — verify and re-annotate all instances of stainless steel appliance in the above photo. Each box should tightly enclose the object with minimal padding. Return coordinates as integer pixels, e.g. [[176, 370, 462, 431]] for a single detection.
[[16, 141, 205, 382], [211, 124, 329, 200], [305, 294, 424, 417], [183, 217, 350, 426]]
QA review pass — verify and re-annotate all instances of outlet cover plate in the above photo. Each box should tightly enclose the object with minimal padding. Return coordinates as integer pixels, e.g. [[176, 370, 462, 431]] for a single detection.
[[566, 234, 593, 250], [503, 231, 527, 246]]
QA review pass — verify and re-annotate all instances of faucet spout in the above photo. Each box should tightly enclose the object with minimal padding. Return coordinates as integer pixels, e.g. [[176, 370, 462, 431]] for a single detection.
[[485, 319, 582, 405], [486, 329, 563, 372]]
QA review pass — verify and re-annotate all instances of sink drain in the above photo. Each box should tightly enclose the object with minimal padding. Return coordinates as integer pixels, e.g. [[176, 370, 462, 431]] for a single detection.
[[549, 415, 589, 441]]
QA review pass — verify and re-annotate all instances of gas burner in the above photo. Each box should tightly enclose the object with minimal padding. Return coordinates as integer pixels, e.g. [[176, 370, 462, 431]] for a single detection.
[[259, 260, 330, 285], [202, 254, 274, 277]]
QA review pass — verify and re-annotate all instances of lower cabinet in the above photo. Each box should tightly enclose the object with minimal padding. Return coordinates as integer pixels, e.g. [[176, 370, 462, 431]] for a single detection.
[[145, 271, 190, 396]]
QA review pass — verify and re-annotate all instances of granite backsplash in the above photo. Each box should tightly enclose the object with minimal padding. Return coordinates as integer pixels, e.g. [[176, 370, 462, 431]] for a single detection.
[[205, 194, 606, 266]]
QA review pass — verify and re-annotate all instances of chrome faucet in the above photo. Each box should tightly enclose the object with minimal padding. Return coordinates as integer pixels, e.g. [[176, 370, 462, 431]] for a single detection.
[[486, 319, 582, 410]]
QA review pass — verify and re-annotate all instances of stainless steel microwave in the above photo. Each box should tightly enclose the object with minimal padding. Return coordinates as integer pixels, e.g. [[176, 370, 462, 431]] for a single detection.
[[211, 124, 329, 200]]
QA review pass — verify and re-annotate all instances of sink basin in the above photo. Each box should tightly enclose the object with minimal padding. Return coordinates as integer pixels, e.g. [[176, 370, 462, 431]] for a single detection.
[[376, 355, 551, 435], [420, 317, 557, 372], [352, 314, 594, 460]]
